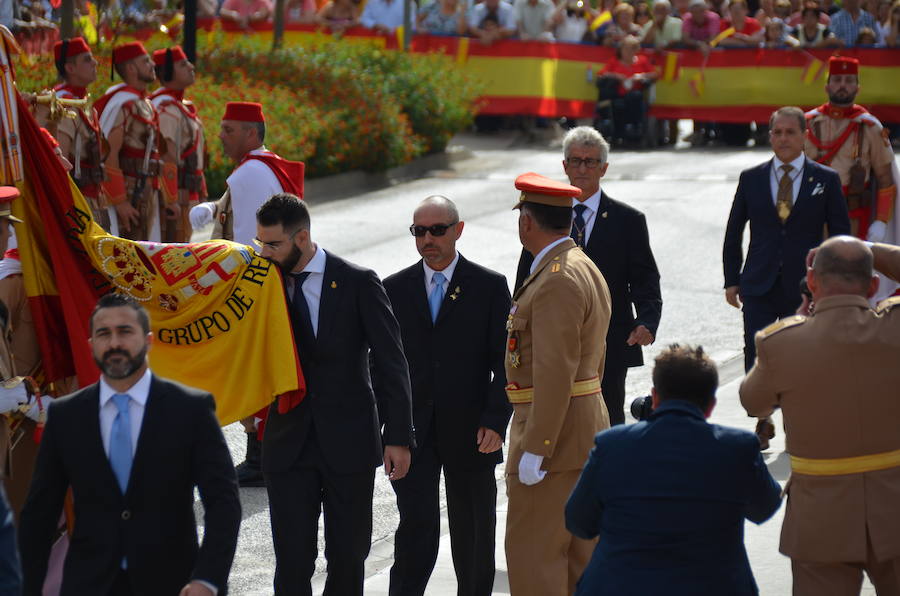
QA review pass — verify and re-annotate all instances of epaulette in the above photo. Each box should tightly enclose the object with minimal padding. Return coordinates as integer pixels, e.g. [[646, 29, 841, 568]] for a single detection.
[[550, 255, 562, 273], [875, 296, 900, 314], [757, 315, 806, 339]]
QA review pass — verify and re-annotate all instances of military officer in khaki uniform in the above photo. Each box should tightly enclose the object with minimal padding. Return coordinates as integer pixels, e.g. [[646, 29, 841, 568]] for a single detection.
[[741, 236, 900, 596], [505, 172, 612, 596], [150, 46, 206, 243], [805, 57, 897, 244]]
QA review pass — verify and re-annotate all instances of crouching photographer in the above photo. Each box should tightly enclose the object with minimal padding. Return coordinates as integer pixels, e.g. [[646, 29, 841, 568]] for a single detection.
[[565, 344, 783, 596]]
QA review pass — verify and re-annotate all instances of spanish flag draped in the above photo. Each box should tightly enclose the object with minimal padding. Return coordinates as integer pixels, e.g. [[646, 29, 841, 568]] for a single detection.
[[10, 91, 304, 425]]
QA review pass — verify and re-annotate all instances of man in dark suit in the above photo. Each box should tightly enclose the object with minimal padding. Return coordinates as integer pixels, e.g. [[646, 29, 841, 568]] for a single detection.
[[565, 344, 782, 596], [515, 126, 662, 426], [723, 106, 850, 447], [19, 293, 241, 596], [382, 196, 512, 596], [254, 194, 415, 596]]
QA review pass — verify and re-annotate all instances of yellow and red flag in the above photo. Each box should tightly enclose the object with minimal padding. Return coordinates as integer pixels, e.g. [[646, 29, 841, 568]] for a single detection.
[[10, 93, 304, 425], [589, 10, 612, 33], [661, 51, 681, 82]]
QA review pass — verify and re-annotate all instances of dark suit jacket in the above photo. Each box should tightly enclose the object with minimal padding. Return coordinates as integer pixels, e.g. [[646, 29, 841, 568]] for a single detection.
[[19, 375, 241, 596], [565, 400, 782, 596], [382, 254, 512, 468], [515, 193, 662, 370], [723, 156, 850, 302], [262, 251, 414, 475]]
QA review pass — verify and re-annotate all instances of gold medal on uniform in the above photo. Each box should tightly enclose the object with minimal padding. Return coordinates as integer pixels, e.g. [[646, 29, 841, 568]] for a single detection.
[[508, 334, 521, 368]]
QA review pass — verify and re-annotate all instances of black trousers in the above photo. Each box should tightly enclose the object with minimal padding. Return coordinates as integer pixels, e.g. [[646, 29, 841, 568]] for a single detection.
[[742, 280, 799, 372], [109, 569, 133, 596], [389, 434, 497, 596], [265, 426, 375, 596], [601, 364, 628, 426]]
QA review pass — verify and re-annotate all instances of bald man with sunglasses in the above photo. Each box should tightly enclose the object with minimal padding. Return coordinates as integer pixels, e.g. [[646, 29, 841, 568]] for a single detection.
[[381, 196, 512, 596]]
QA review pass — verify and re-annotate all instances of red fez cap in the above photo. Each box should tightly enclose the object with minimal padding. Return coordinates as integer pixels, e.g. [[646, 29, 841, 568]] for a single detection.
[[0, 187, 23, 223], [828, 56, 859, 76], [513, 172, 582, 208], [152, 46, 188, 66], [223, 102, 265, 123], [54, 37, 91, 62], [112, 42, 148, 65], [40, 128, 60, 149]]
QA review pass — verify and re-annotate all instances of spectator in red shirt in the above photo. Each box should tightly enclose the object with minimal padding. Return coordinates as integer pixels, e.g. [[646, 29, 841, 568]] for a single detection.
[[718, 0, 765, 45], [220, 0, 273, 28], [597, 35, 658, 142]]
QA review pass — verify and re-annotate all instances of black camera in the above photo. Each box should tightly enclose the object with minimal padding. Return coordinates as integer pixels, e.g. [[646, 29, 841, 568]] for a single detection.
[[629, 395, 653, 421]]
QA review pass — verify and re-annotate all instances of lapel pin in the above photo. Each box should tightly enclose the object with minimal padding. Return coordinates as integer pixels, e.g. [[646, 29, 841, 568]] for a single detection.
[[450, 286, 461, 300], [808, 177, 813, 182], [602, 211, 608, 218], [330, 281, 337, 289]]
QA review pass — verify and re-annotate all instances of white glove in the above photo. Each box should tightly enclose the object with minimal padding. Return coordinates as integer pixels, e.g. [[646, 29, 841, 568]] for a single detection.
[[189, 202, 216, 229], [0, 384, 28, 414], [867, 220, 887, 243], [518, 451, 547, 486]]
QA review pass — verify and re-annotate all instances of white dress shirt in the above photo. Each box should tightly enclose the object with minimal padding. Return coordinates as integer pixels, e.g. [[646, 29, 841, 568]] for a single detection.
[[769, 154, 805, 206], [226, 147, 284, 247], [99, 368, 152, 457], [288, 244, 327, 336], [572, 189, 602, 244], [529, 236, 570, 276], [423, 251, 459, 297]]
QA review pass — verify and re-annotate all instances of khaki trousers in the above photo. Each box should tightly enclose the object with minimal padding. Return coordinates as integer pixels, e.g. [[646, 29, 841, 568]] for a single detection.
[[506, 470, 595, 596], [792, 534, 900, 596]]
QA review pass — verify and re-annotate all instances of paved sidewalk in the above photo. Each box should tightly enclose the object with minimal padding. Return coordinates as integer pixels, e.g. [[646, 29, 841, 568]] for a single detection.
[[361, 375, 876, 595]]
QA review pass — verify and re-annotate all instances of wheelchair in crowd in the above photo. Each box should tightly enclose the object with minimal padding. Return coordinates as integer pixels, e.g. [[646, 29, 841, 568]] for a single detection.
[[593, 75, 664, 149]]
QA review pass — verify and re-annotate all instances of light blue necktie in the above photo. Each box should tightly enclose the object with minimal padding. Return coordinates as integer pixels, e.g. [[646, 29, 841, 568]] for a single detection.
[[429, 272, 446, 322], [109, 393, 133, 494]]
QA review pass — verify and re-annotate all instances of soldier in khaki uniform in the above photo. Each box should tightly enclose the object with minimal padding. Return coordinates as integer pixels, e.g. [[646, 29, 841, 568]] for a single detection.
[[94, 42, 173, 242], [805, 56, 897, 244], [150, 46, 206, 243], [33, 37, 110, 230], [741, 236, 900, 596], [505, 172, 612, 596]]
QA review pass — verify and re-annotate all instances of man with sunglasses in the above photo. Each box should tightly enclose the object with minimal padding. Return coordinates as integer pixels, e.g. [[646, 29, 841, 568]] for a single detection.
[[514, 126, 662, 427], [254, 193, 414, 596], [382, 196, 511, 596], [189, 101, 305, 488]]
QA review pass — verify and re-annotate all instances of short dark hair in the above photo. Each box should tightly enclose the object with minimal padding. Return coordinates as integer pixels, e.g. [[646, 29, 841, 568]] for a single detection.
[[652, 344, 718, 411], [90, 293, 151, 334], [244, 121, 266, 144], [769, 106, 806, 132], [520, 202, 573, 233], [257, 193, 310, 232]]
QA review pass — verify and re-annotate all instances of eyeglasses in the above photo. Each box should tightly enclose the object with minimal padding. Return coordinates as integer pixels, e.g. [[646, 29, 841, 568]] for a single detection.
[[252, 228, 301, 250], [565, 157, 603, 169], [409, 223, 456, 237]]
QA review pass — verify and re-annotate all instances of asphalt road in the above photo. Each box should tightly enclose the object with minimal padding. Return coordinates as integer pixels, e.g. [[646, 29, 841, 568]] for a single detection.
[[209, 128, 791, 594]]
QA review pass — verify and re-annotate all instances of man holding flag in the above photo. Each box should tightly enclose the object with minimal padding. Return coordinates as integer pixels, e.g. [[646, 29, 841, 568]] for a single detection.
[[189, 101, 305, 487]]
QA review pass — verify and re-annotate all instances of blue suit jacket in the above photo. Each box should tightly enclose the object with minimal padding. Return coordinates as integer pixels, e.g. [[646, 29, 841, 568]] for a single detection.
[[723, 156, 850, 301], [565, 400, 782, 596]]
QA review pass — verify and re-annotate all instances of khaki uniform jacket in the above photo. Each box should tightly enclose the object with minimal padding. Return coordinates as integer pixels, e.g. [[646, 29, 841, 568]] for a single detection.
[[506, 238, 612, 474], [741, 245, 900, 562], [805, 113, 894, 187]]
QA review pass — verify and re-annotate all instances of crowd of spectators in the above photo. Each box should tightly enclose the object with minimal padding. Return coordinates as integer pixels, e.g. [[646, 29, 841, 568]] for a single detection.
[[6, 0, 899, 48]]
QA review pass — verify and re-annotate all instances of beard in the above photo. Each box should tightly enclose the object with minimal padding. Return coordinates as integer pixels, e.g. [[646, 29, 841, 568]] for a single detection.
[[828, 89, 857, 106], [273, 243, 303, 274], [95, 346, 148, 380], [138, 70, 156, 84]]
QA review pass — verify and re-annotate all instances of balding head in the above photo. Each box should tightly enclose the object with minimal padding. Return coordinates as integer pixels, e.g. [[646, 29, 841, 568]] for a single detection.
[[411, 195, 463, 271], [809, 236, 878, 299], [414, 195, 459, 224]]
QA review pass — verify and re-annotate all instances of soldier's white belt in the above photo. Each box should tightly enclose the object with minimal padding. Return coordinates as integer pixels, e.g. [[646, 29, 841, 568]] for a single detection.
[[790, 449, 900, 476], [505, 377, 600, 405]]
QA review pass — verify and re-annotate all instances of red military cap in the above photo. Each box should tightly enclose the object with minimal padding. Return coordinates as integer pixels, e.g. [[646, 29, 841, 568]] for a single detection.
[[0, 187, 23, 223], [828, 56, 859, 76], [152, 46, 188, 66], [112, 41, 149, 65], [222, 102, 265, 123], [513, 172, 582, 208], [54, 37, 91, 62]]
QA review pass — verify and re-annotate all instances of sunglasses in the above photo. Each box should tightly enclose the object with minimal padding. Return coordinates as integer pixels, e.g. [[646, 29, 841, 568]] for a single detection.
[[409, 223, 456, 237]]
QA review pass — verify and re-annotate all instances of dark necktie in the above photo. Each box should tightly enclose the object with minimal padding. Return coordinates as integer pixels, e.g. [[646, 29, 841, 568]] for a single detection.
[[776, 164, 794, 223], [571, 203, 588, 247], [291, 272, 316, 359]]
